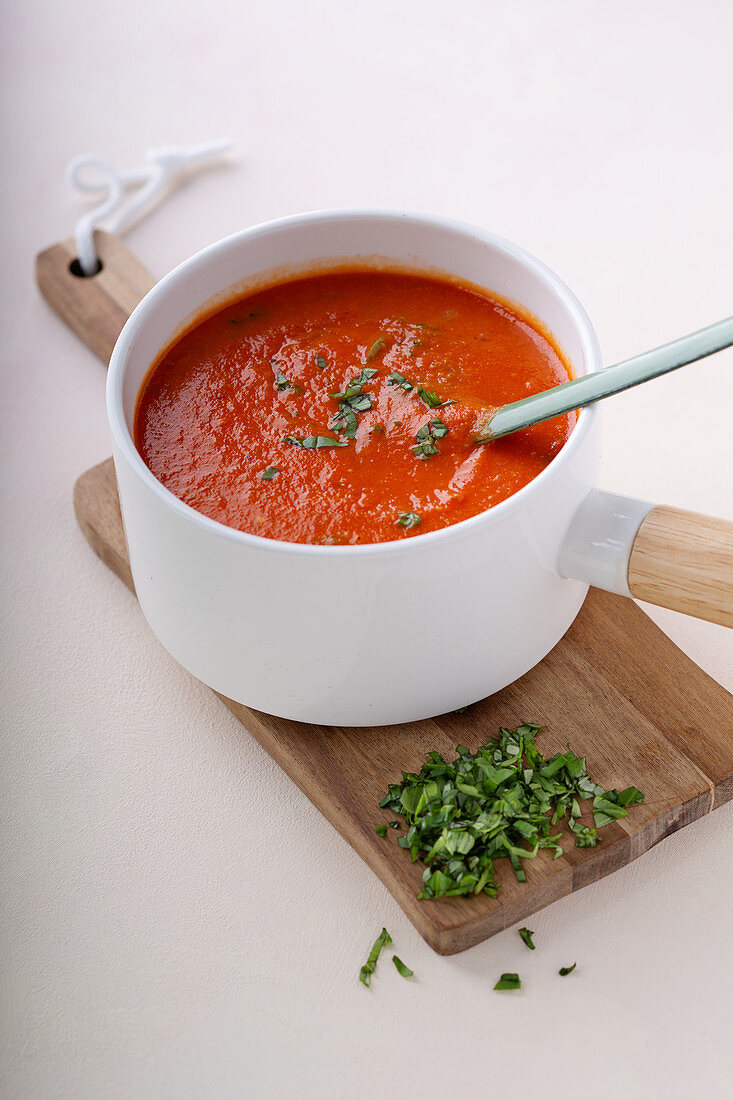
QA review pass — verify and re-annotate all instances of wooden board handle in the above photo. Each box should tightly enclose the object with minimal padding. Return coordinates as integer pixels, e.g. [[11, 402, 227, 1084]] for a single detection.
[[628, 506, 733, 627], [35, 230, 155, 365]]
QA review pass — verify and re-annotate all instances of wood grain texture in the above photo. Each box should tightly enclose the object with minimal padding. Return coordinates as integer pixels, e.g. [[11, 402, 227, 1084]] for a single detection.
[[75, 457, 733, 954], [629, 506, 733, 628], [35, 231, 155, 365]]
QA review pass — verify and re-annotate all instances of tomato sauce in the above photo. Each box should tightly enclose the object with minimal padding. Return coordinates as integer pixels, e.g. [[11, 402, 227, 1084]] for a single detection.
[[134, 270, 575, 544]]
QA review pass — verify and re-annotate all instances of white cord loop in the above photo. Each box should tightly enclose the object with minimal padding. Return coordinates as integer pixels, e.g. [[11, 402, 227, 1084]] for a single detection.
[[66, 139, 233, 275]]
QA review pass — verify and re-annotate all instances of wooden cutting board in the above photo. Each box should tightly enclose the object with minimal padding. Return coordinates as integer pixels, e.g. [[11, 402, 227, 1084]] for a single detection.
[[74, 457, 733, 954], [38, 231, 733, 955]]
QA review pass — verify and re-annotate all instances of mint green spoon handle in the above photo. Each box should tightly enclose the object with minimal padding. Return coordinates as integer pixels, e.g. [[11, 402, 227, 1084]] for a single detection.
[[476, 316, 733, 442]]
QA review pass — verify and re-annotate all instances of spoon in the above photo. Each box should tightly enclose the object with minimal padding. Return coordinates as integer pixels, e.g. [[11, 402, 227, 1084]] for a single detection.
[[475, 316, 733, 442]]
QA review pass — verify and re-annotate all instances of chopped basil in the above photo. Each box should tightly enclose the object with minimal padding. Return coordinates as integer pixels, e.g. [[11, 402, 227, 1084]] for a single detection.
[[397, 512, 422, 529], [315, 355, 327, 369], [519, 927, 535, 950], [274, 368, 291, 391], [387, 370, 413, 391], [261, 466, 280, 480], [392, 955, 414, 978], [412, 419, 448, 459], [569, 819, 601, 847], [366, 336, 387, 361], [331, 369, 377, 437], [429, 418, 448, 438], [331, 405, 359, 438], [330, 369, 378, 402], [283, 435, 348, 449], [417, 385, 455, 409], [417, 386, 441, 408], [618, 786, 645, 807], [559, 963, 577, 976], [494, 973, 521, 991], [375, 823, 387, 837], [378, 723, 644, 900], [359, 927, 392, 987]]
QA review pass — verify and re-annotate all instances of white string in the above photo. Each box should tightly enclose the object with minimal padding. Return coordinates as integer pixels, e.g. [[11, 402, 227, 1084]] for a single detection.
[[66, 139, 233, 275]]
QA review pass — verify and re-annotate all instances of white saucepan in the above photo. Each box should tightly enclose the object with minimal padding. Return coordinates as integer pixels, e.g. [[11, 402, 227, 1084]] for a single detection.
[[105, 211, 733, 725]]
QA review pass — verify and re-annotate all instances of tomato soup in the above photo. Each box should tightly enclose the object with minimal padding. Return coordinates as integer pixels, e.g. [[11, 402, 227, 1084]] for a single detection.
[[134, 271, 575, 544]]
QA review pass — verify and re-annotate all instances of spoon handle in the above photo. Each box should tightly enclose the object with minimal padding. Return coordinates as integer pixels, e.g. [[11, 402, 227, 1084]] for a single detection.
[[477, 315, 733, 441]]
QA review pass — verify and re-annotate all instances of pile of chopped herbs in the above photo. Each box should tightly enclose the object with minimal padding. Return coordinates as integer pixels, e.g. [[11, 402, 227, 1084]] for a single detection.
[[378, 723, 643, 900]]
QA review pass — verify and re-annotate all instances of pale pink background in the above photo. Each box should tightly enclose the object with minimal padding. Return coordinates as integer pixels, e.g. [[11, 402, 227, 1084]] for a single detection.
[[2, 1, 732, 1097]]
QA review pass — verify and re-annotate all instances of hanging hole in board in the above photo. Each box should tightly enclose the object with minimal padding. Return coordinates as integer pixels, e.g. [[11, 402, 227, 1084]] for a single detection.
[[69, 257, 103, 278]]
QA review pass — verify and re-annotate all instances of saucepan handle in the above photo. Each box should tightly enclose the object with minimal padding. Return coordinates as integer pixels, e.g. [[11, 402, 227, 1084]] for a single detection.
[[35, 230, 154, 365], [560, 489, 733, 627]]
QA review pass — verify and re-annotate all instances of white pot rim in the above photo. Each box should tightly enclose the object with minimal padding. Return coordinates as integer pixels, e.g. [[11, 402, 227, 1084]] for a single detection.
[[107, 208, 601, 559]]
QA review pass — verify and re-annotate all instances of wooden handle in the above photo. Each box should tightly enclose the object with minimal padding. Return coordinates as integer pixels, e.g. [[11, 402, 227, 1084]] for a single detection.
[[35, 230, 155, 365], [628, 506, 733, 627]]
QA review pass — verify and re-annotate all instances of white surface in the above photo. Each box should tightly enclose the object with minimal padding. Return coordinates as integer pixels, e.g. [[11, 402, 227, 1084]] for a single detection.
[[1, 1, 732, 1097]]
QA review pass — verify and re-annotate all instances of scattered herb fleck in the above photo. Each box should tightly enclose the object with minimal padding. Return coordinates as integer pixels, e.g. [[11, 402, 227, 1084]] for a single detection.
[[330, 368, 378, 402], [392, 955, 414, 978], [412, 419, 449, 459], [331, 369, 378, 438], [519, 927, 536, 950], [283, 435, 348, 449], [397, 512, 422, 529], [559, 963, 577, 976], [274, 368, 292, 391], [366, 336, 387, 361], [261, 466, 280, 480], [359, 927, 392, 987], [375, 823, 387, 838], [315, 355, 327, 369], [377, 723, 644, 900], [494, 973, 521, 991], [417, 385, 455, 409], [387, 370, 413, 391]]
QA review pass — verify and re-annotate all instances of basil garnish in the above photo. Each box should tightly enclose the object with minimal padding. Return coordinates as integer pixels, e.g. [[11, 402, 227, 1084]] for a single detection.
[[519, 927, 535, 950], [559, 963, 577, 976], [397, 512, 422, 529], [330, 369, 377, 402], [366, 336, 387, 361], [331, 368, 377, 438], [387, 371, 413, 391], [412, 419, 448, 459], [375, 823, 387, 837], [274, 368, 291, 391], [392, 956, 414, 979], [359, 928, 392, 987], [494, 973, 521, 991], [283, 435, 348, 449], [261, 466, 280, 480], [315, 355, 327, 369], [417, 385, 455, 409]]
